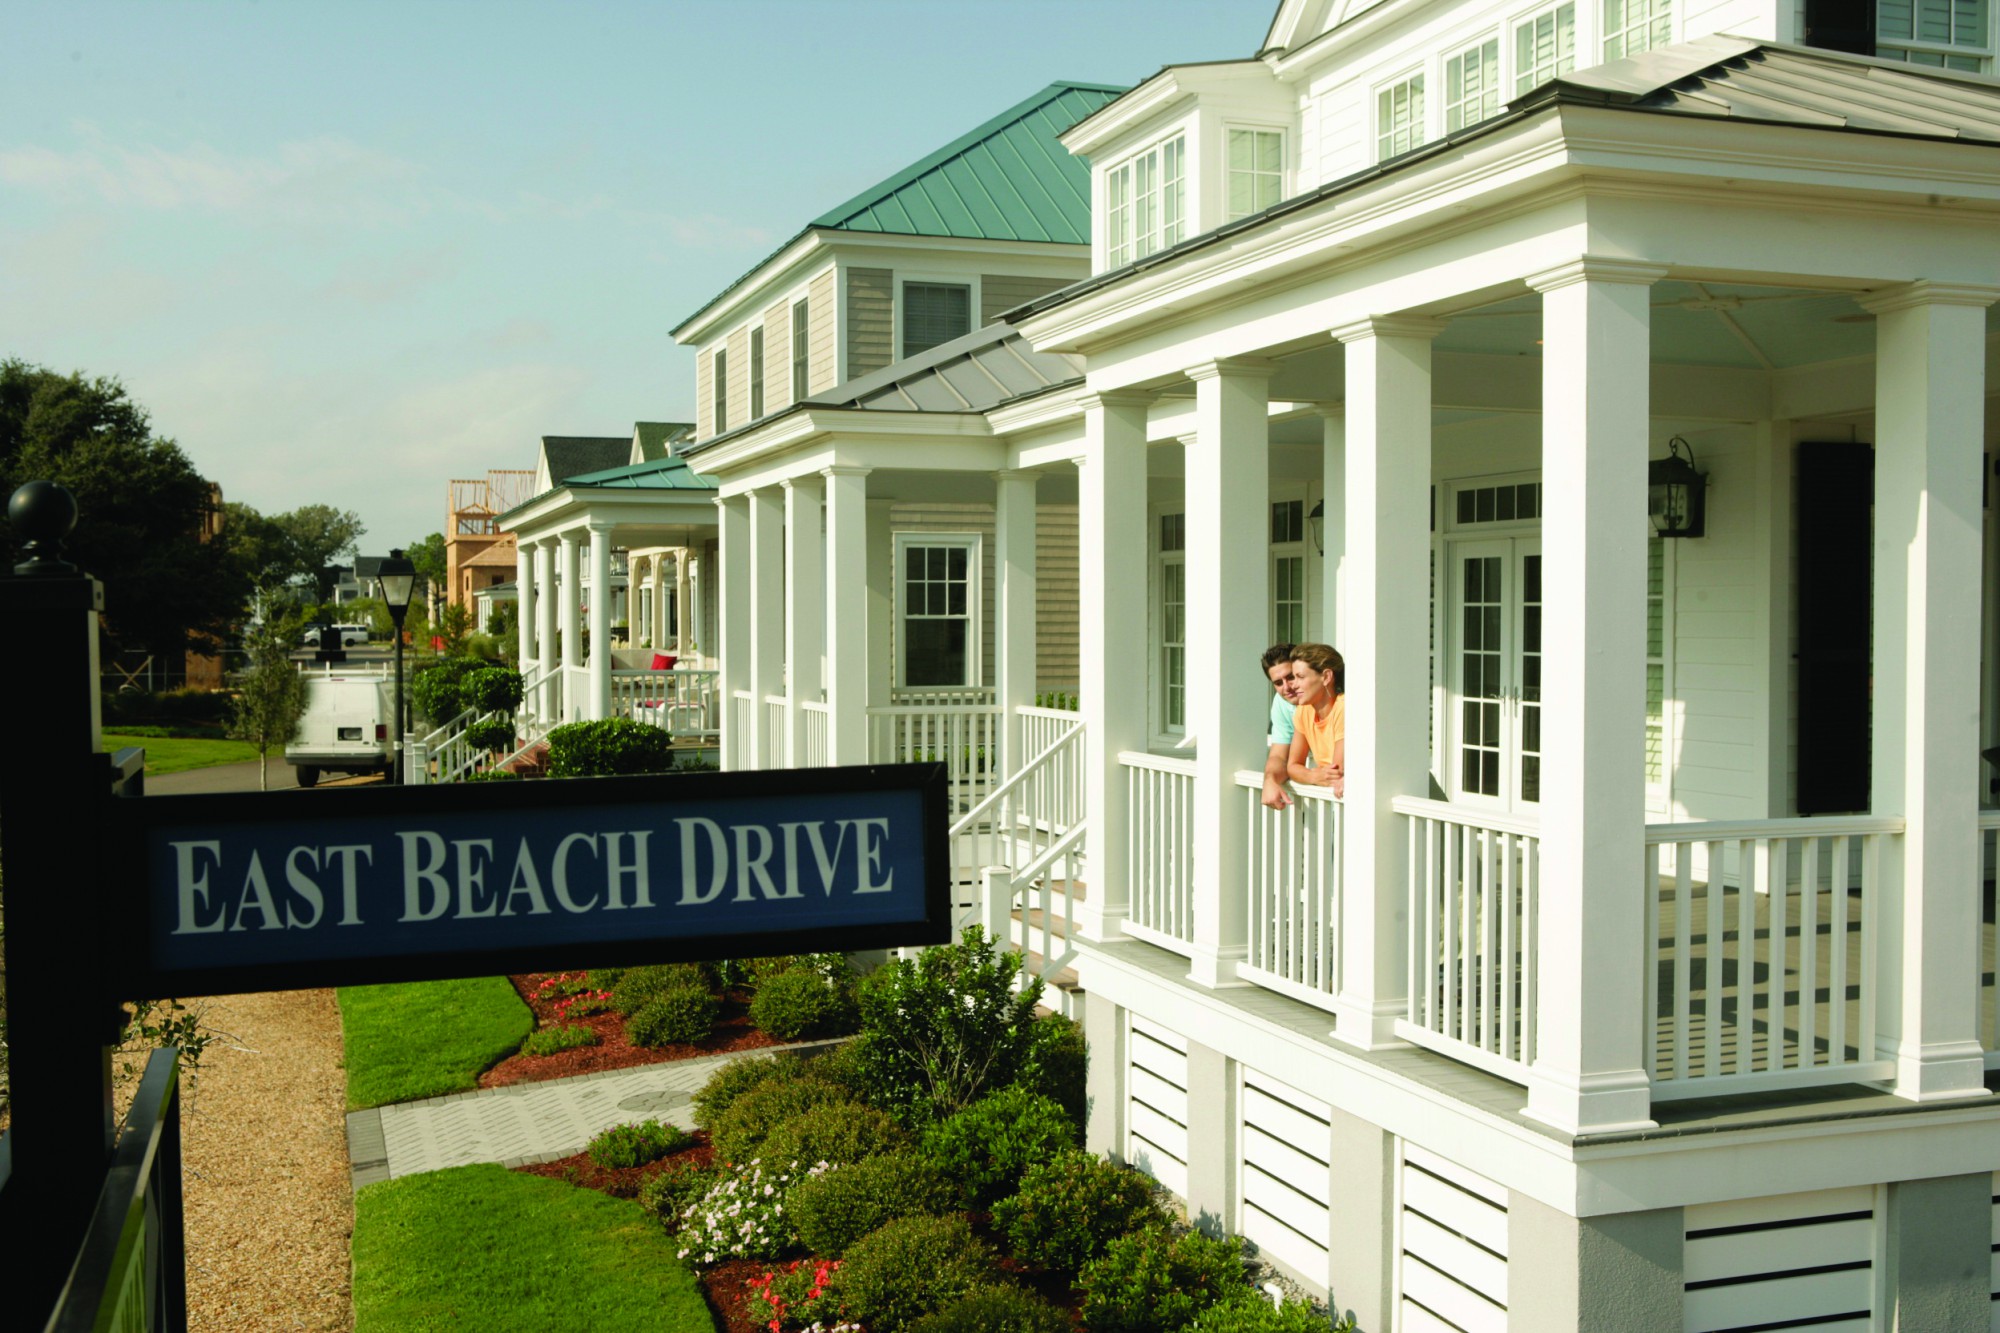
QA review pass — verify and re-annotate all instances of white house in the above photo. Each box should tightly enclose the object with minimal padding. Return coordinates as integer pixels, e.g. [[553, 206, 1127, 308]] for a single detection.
[[673, 2, 2000, 1329]]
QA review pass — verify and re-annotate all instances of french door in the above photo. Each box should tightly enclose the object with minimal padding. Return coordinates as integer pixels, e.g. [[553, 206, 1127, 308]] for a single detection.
[[1446, 537, 1541, 812]]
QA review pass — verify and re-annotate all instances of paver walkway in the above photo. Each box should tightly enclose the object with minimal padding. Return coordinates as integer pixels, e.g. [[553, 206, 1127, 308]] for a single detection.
[[346, 1041, 836, 1190]]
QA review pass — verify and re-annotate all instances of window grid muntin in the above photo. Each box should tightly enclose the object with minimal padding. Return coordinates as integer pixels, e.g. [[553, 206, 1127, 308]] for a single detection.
[[1446, 37, 1502, 132], [1162, 554, 1187, 730], [1603, 0, 1673, 60], [1106, 134, 1187, 267], [790, 302, 810, 402], [749, 327, 765, 419], [1459, 553, 1506, 797], [1227, 128, 1284, 221], [1876, 0, 1991, 66], [1377, 74, 1428, 161], [902, 282, 971, 359], [900, 537, 977, 687], [1515, 3, 1577, 94]]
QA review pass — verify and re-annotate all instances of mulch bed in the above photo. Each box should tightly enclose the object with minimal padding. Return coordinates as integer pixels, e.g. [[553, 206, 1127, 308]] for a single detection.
[[478, 972, 781, 1089]]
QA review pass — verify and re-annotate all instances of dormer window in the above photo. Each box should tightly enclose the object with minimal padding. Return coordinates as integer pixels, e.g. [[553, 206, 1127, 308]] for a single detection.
[[1515, 3, 1577, 94], [1602, 0, 1672, 59], [1445, 38, 1502, 132], [1376, 73, 1427, 161], [1875, 0, 1990, 68], [1226, 128, 1284, 221], [1106, 134, 1186, 268]]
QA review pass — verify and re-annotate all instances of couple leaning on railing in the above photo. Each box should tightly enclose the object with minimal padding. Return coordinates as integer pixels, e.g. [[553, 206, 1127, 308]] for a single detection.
[[1258, 641, 1345, 809]]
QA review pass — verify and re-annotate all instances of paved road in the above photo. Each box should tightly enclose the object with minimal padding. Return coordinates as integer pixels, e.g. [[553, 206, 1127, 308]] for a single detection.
[[143, 758, 385, 796]]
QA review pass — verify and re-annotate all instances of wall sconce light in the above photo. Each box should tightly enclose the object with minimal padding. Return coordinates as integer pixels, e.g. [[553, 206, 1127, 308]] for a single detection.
[[1649, 436, 1707, 538], [1308, 500, 1325, 555]]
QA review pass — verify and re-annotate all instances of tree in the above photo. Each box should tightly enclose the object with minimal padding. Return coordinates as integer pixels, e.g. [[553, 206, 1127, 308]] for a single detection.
[[230, 621, 308, 791], [407, 531, 446, 608], [436, 602, 472, 657], [0, 360, 249, 661], [272, 504, 365, 603]]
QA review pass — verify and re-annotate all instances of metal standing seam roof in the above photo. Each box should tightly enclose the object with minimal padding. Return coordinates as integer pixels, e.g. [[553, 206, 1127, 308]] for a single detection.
[[558, 454, 718, 492], [803, 321, 1083, 415]]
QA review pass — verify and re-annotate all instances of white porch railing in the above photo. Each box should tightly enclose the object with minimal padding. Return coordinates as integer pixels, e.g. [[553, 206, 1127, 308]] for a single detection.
[[1121, 752, 1196, 955], [953, 718, 1086, 984], [1236, 773, 1344, 1013], [731, 690, 752, 768], [611, 668, 719, 741], [562, 664, 590, 722], [404, 706, 505, 785], [891, 686, 996, 709], [1393, 797, 1541, 1083], [867, 703, 1000, 809], [801, 700, 831, 767], [1645, 817, 1898, 1099], [763, 694, 788, 769], [1019, 704, 1079, 762]]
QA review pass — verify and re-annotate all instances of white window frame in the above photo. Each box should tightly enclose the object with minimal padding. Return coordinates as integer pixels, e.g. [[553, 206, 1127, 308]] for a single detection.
[[893, 532, 982, 689], [1104, 131, 1187, 268], [1874, 0, 1994, 69], [895, 274, 978, 361], [1512, 0, 1578, 96], [1224, 123, 1287, 222], [790, 299, 811, 403], [1151, 508, 1188, 745], [1445, 34, 1504, 133], [1269, 490, 1310, 646], [1601, 0, 1674, 61], [1374, 69, 1428, 162]]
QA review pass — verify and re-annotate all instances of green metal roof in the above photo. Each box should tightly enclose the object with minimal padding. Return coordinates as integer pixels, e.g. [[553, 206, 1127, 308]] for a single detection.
[[562, 454, 717, 492], [810, 82, 1124, 242]]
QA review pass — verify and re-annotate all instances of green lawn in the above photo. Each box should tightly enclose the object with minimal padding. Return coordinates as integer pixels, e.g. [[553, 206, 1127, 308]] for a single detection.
[[103, 732, 260, 775], [353, 1164, 713, 1332], [337, 977, 534, 1109]]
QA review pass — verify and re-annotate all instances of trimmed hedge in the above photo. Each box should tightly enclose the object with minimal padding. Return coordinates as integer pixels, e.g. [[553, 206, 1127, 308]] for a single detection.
[[788, 1150, 958, 1257], [747, 969, 860, 1041], [545, 717, 676, 777], [922, 1085, 1077, 1209], [831, 1214, 998, 1333]]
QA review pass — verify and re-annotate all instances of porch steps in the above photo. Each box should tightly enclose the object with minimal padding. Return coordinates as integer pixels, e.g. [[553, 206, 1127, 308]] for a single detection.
[[501, 741, 550, 778], [1012, 878, 1086, 1018]]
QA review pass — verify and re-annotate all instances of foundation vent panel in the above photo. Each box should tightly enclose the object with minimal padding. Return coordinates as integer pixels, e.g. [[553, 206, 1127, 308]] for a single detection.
[[1682, 1186, 1874, 1333], [1125, 1016, 1188, 1197], [1398, 1143, 1507, 1333]]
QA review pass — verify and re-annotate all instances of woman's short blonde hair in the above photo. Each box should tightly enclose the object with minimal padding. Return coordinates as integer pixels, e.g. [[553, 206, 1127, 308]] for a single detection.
[[1291, 642, 1344, 693]]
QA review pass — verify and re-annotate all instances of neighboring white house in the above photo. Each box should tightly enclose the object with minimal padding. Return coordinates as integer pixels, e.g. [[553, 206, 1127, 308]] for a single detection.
[[671, 2, 2000, 1329]]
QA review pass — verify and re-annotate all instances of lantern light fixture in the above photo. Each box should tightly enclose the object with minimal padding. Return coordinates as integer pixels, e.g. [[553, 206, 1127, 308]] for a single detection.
[[1649, 436, 1707, 538]]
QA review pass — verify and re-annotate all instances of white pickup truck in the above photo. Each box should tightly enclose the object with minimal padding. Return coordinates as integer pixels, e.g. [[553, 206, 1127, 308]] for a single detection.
[[285, 669, 395, 787]]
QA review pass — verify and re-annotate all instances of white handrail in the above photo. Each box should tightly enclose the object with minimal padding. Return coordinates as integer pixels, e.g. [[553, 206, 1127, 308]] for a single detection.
[[1118, 750, 1198, 777], [952, 721, 1085, 838]]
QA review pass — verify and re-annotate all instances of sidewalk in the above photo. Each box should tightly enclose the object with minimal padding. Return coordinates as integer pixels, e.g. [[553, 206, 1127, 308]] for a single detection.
[[345, 1040, 838, 1191]]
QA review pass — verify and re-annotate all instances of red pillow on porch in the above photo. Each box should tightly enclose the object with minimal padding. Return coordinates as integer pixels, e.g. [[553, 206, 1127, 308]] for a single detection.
[[651, 653, 677, 671]]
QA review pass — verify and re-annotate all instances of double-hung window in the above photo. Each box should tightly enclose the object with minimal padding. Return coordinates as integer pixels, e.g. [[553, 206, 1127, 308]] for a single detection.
[[1445, 37, 1502, 132], [1376, 73, 1427, 161], [1270, 499, 1306, 646], [1515, 3, 1577, 94], [1106, 134, 1186, 268], [749, 327, 765, 419], [1157, 513, 1186, 735], [901, 282, 970, 359], [1226, 128, 1284, 221], [712, 349, 728, 434], [790, 302, 810, 402], [1876, 0, 1991, 68], [1603, 0, 1672, 60], [897, 535, 979, 687]]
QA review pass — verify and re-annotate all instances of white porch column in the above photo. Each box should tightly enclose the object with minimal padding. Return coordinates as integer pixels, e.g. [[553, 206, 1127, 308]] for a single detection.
[[1318, 408, 1345, 646], [785, 474, 826, 765], [534, 538, 557, 721], [587, 523, 613, 721], [748, 486, 786, 769], [1185, 361, 1274, 988], [676, 548, 694, 655], [653, 555, 669, 653], [824, 468, 872, 764], [1333, 317, 1443, 1049], [1862, 279, 1998, 1102], [717, 496, 750, 770], [994, 469, 1040, 777], [558, 531, 581, 722], [516, 542, 535, 678], [1076, 392, 1151, 942], [866, 499, 895, 717], [1526, 257, 1664, 1135]]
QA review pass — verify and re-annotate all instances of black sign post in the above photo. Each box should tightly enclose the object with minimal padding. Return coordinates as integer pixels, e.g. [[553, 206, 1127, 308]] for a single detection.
[[0, 482, 951, 1332]]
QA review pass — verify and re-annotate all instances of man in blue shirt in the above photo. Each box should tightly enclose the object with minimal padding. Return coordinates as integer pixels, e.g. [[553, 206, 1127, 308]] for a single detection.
[[1260, 642, 1302, 809]]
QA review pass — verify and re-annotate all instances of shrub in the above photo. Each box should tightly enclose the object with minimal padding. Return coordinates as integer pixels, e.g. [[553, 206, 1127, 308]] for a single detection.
[[519, 1023, 598, 1057], [1078, 1227, 1254, 1333], [750, 968, 861, 1041], [460, 767, 521, 782], [612, 963, 714, 1016], [832, 1214, 997, 1333], [909, 1284, 1074, 1333], [545, 717, 676, 777], [1021, 1013, 1088, 1132], [851, 926, 1044, 1124], [923, 1085, 1077, 1209], [464, 666, 524, 713], [709, 1075, 858, 1165], [676, 1157, 829, 1266], [788, 1150, 958, 1257], [1189, 1294, 1344, 1332], [584, 967, 626, 992], [991, 1149, 1164, 1274], [410, 657, 489, 724], [585, 1118, 694, 1169], [692, 1053, 788, 1130], [463, 717, 516, 752], [758, 1100, 909, 1171], [626, 986, 719, 1047], [638, 1158, 723, 1229]]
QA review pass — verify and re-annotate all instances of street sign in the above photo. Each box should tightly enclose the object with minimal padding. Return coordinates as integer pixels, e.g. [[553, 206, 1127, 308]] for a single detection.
[[104, 762, 951, 996]]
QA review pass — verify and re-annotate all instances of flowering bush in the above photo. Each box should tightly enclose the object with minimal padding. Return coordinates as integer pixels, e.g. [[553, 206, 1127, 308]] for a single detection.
[[676, 1157, 830, 1267], [744, 1257, 857, 1332], [585, 1118, 693, 1169]]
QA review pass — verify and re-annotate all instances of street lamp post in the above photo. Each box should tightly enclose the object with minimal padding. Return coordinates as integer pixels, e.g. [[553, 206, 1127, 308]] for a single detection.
[[377, 549, 417, 784]]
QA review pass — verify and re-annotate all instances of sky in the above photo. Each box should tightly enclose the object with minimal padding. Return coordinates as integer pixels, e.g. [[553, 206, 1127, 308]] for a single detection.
[[0, 0, 1263, 550]]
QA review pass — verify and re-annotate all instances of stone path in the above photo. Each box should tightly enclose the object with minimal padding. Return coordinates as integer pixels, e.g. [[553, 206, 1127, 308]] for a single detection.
[[346, 1041, 837, 1190]]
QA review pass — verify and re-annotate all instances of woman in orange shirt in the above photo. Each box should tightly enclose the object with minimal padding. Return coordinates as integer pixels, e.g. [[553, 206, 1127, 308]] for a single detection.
[[1286, 642, 1345, 798]]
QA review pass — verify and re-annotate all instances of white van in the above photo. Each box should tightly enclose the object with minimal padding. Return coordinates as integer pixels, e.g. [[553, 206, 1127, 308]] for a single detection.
[[285, 669, 395, 787]]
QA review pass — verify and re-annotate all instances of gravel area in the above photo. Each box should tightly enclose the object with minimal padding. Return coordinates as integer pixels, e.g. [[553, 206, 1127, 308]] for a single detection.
[[181, 989, 352, 1332]]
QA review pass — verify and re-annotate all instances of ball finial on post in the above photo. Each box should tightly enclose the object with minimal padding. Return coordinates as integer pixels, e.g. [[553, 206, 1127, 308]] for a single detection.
[[9, 480, 81, 576]]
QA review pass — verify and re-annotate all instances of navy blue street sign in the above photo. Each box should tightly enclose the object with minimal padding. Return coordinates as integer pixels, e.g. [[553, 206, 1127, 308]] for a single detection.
[[104, 763, 951, 994]]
